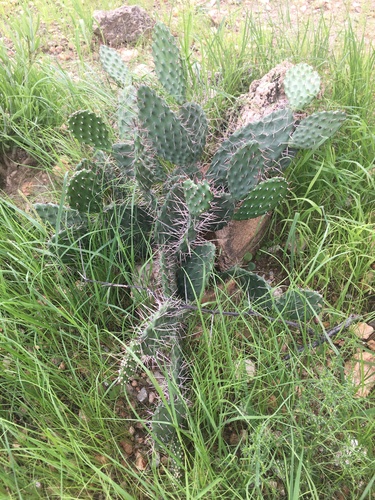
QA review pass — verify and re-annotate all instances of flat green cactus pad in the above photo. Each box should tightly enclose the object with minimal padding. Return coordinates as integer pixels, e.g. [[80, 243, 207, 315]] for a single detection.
[[68, 110, 111, 151], [138, 86, 196, 166], [67, 169, 103, 213], [208, 108, 294, 186], [99, 45, 131, 86], [289, 111, 346, 149], [117, 340, 143, 385], [238, 270, 273, 307], [275, 289, 323, 321], [207, 192, 236, 231], [35, 203, 84, 228], [112, 142, 135, 177], [151, 398, 185, 469], [227, 141, 264, 201], [118, 84, 138, 140], [284, 63, 321, 110], [140, 303, 184, 355], [152, 22, 186, 103], [179, 102, 207, 163], [233, 177, 288, 220], [176, 242, 216, 301], [218, 267, 273, 308]]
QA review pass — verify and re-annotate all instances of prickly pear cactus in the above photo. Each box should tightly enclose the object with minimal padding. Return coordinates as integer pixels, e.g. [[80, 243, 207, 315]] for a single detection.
[[68, 110, 111, 151], [275, 289, 323, 321], [176, 242, 216, 301], [284, 63, 321, 110], [152, 21, 186, 103], [67, 169, 103, 213], [289, 110, 347, 150], [233, 178, 289, 220], [183, 179, 212, 217], [36, 24, 348, 475], [99, 45, 132, 87]]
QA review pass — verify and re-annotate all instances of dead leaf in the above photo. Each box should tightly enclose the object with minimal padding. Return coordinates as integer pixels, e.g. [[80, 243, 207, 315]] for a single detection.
[[120, 440, 133, 456], [345, 349, 375, 397], [134, 451, 147, 471], [351, 322, 374, 340]]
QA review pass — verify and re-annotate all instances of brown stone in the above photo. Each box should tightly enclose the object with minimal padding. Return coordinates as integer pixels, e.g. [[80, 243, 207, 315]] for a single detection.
[[215, 214, 271, 270], [93, 5, 154, 48]]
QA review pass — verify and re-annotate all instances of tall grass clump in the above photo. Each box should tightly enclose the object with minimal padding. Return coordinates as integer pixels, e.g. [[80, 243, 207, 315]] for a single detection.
[[0, 7, 118, 171]]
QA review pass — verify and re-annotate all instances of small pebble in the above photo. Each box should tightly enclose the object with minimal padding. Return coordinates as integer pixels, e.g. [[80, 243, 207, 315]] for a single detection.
[[137, 387, 148, 403]]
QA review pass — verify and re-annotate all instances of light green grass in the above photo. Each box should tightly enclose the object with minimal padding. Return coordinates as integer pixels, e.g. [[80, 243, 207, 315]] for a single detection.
[[0, 2, 374, 499]]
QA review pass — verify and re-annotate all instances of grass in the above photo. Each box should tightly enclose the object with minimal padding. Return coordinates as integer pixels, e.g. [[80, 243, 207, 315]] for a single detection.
[[0, 1, 374, 498]]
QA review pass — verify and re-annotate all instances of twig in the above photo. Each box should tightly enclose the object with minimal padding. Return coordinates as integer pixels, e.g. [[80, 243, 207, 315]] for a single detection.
[[77, 265, 360, 359], [179, 303, 316, 334], [283, 314, 361, 360]]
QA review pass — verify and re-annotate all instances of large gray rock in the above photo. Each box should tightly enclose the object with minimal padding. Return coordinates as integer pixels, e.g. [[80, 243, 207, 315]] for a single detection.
[[215, 62, 294, 270], [93, 5, 154, 47]]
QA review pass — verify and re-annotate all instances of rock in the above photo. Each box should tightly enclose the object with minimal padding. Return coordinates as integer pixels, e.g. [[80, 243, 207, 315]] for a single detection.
[[215, 214, 271, 269], [214, 62, 295, 270], [93, 5, 154, 48], [136, 387, 148, 403]]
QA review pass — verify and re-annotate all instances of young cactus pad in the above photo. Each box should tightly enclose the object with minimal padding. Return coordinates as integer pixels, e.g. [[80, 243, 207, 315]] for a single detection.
[[99, 45, 132, 87], [227, 141, 264, 201], [35, 203, 84, 228], [233, 177, 288, 220], [68, 110, 111, 151], [284, 63, 321, 111], [177, 242, 216, 301], [152, 22, 186, 104], [207, 108, 294, 186], [183, 179, 213, 217]]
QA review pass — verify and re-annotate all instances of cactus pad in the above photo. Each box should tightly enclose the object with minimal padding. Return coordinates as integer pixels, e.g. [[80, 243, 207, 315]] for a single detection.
[[118, 84, 138, 140], [117, 340, 143, 385], [112, 142, 135, 177], [140, 303, 184, 356], [289, 111, 346, 149], [68, 110, 111, 150], [35, 203, 83, 228], [176, 242, 216, 301], [138, 86, 196, 166], [227, 141, 264, 201], [152, 22, 186, 103], [183, 179, 212, 217], [67, 169, 103, 213], [156, 183, 187, 248], [275, 289, 323, 321], [284, 63, 321, 110], [179, 102, 207, 163], [208, 108, 294, 186], [207, 192, 236, 231], [99, 45, 131, 86], [233, 177, 288, 220], [237, 270, 273, 307]]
